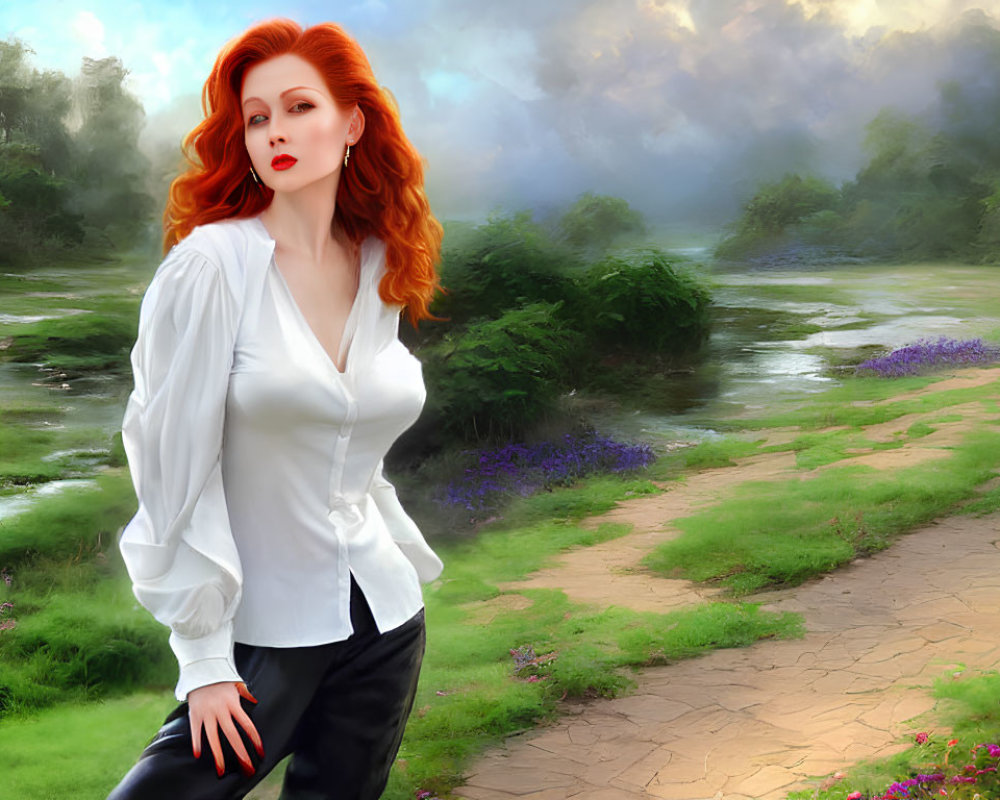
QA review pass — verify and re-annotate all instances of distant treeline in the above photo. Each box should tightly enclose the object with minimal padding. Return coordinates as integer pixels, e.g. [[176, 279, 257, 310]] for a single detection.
[[0, 39, 152, 264], [718, 22, 1000, 264]]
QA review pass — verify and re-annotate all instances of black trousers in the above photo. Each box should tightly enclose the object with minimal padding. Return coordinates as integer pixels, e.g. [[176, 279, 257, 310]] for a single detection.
[[108, 579, 426, 800]]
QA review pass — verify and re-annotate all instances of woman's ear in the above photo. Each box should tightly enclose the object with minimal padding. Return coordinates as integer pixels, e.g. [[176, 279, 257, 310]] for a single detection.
[[348, 106, 365, 145]]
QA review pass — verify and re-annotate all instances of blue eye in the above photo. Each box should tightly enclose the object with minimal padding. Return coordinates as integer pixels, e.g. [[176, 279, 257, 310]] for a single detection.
[[290, 102, 313, 113], [247, 113, 266, 126]]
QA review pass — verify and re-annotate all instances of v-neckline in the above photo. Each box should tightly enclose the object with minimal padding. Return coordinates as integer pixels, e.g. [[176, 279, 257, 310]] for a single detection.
[[253, 216, 366, 376]]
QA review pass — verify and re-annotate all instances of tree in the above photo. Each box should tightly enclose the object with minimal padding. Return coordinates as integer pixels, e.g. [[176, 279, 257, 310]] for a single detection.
[[557, 192, 647, 254], [68, 56, 153, 245], [738, 174, 839, 237]]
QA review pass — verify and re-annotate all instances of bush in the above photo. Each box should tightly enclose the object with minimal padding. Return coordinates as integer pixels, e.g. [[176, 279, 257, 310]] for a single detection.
[[430, 212, 582, 328], [573, 249, 711, 352], [421, 303, 583, 441], [557, 192, 647, 255]]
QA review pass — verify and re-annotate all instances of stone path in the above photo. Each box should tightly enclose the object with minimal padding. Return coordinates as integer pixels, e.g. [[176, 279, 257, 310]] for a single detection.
[[455, 368, 1000, 800], [457, 513, 1000, 800]]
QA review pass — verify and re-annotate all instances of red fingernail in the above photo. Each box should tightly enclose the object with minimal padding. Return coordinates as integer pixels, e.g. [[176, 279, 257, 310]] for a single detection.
[[216, 764, 225, 778], [241, 762, 255, 777]]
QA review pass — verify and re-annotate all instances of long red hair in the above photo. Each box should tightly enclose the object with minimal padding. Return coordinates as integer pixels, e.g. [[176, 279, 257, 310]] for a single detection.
[[164, 18, 442, 323]]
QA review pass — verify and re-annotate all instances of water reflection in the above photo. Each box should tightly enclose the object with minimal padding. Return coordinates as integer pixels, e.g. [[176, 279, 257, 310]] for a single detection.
[[0, 478, 99, 521], [798, 316, 964, 348]]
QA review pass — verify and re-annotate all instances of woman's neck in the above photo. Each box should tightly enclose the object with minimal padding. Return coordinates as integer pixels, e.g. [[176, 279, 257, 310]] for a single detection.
[[258, 175, 343, 263]]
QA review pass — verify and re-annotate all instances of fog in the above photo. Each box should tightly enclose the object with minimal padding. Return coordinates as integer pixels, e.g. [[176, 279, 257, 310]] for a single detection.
[[22, 1, 1000, 228]]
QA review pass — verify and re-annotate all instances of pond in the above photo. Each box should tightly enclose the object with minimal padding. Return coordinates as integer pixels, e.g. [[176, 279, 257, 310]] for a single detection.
[[582, 257, 1000, 444]]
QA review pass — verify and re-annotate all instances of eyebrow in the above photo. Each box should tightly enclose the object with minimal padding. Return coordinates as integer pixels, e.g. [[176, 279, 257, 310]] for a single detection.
[[242, 86, 320, 108]]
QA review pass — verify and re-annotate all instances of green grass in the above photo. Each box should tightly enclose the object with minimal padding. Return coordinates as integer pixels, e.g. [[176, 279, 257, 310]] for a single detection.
[[645, 435, 765, 480], [0, 692, 177, 800], [958, 479, 1000, 517], [0, 417, 119, 486], [489, 474, 660, 530], [751, 375, 1000, 431], [643, 429, 1000, 595], [0, 471, 137, 568], [3, 311, 137, 374]]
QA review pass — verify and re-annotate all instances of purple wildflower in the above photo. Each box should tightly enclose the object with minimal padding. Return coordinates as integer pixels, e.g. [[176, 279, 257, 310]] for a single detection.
[[437, 431, 656, 512], [857, 336, 1000, 377]]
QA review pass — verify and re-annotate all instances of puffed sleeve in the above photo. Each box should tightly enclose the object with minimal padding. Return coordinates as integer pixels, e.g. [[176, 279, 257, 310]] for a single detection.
[[119, 245, 244, 701], [370, 461, 444, 583]]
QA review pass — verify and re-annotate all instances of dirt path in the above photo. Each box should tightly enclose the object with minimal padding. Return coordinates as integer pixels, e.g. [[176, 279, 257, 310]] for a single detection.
[[455, 368, 1000, 800]]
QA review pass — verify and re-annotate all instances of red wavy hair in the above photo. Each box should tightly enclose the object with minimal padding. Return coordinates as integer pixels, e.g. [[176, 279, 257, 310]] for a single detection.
[[164, 18, 442, 323]]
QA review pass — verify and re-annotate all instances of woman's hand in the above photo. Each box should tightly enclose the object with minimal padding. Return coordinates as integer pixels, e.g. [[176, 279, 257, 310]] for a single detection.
[[188, 681, 265, 777]]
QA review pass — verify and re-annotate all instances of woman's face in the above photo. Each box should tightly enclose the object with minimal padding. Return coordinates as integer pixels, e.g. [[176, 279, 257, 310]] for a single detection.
[[241, 53, 363, 193]]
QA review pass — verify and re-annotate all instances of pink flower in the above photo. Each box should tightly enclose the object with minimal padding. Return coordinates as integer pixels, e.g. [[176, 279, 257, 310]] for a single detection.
[[846, 792, 862, 800], [915, 732, 929, 745], [948, 738, 959, 747]]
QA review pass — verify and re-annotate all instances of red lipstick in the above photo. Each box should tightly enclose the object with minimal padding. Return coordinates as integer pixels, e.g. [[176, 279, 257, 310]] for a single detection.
[[271, 155, 297, 170]]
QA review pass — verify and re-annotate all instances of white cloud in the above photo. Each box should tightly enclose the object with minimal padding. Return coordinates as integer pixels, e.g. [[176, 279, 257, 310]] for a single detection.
[[70, 10, 107, 58]]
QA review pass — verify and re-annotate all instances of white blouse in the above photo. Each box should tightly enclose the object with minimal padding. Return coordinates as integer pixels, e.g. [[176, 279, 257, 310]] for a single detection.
[[119, 216, 443, 701]]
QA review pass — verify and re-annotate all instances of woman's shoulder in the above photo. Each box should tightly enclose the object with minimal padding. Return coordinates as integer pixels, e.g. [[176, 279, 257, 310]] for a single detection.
[[173, 217, 266, 263], [160, 217, 273, 296]]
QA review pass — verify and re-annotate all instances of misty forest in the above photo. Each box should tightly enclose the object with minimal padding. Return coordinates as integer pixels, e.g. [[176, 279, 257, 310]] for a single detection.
[[3, 11, 1000, 800]]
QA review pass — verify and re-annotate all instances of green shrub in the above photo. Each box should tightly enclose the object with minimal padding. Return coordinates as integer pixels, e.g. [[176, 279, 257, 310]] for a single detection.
[[430, 212, 582, 328], [421, 302, 583, 441], [573, 249, 711, 352]]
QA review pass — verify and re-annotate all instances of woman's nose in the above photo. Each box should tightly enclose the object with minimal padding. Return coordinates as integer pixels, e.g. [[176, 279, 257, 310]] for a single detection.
[[268, 121, 286, 146]]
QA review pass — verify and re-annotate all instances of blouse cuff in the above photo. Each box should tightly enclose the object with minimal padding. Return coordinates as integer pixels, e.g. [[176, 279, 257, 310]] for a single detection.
[[174, 657, 243, 702], [169, 621, 240, 700]]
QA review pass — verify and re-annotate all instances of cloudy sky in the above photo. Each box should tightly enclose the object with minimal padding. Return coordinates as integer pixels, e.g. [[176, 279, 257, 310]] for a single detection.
[[4, 1, 1000, 225]]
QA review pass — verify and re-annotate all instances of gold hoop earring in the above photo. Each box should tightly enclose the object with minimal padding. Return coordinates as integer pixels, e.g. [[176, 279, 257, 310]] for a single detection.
[[249, 164, 262, 186], [344, 144, 351, 167]]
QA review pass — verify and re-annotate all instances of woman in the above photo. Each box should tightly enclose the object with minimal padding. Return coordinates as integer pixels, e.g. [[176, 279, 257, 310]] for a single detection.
[[109, 17, 443, 800]]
